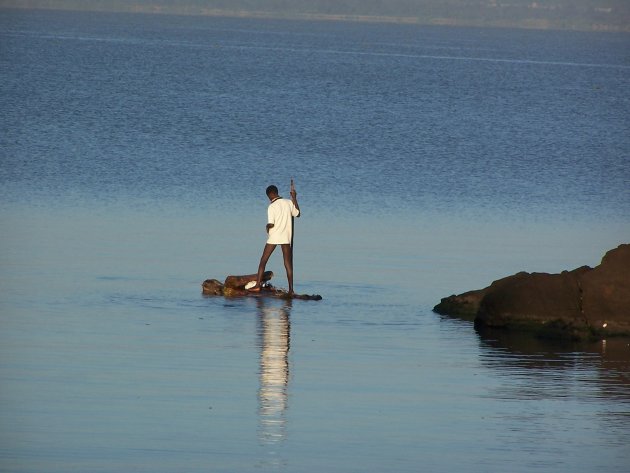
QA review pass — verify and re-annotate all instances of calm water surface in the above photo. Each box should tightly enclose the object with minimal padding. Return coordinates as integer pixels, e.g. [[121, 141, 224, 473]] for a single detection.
[[1, 9, 629, 472]]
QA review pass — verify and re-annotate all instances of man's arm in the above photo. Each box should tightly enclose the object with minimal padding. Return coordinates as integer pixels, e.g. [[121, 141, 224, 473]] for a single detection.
[[290, 189, 301, 217]]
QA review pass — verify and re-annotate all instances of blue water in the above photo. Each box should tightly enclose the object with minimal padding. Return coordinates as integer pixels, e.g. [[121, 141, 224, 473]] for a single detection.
[[1, 8, 629, 473]]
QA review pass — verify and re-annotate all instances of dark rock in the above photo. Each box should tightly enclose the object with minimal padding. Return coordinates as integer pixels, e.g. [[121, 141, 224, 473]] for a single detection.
[[434, 244, 630, 339], [580, 244, 630, 336], [434, 289, 486, 320], [434, 272, 530, 320], [476, 267, 590, 337]]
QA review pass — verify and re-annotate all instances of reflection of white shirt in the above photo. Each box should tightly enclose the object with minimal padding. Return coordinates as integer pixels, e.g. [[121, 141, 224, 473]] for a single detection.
[[267, 198, 300, 245]]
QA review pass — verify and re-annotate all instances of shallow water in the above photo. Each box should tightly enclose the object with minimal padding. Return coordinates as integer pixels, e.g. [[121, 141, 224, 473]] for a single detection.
[[1, 206, 629, 472], [1, 9, 629, 472]]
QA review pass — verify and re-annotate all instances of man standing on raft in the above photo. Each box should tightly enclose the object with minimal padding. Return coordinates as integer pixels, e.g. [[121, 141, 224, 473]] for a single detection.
[[250, 182, 300, 295]]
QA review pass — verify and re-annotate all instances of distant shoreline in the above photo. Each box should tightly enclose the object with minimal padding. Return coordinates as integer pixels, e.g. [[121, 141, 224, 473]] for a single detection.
[[2, 4, 629, 33]]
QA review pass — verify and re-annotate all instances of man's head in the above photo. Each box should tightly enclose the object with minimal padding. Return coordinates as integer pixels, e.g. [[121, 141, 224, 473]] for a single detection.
[[266, 185, 279, 200]]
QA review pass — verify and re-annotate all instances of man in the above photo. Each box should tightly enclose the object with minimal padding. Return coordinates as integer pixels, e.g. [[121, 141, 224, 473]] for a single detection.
[[249, 184, 300, 295]]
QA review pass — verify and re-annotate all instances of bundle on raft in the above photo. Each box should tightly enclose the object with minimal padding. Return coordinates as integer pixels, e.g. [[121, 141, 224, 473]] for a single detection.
[[202, 271, 322, 300]]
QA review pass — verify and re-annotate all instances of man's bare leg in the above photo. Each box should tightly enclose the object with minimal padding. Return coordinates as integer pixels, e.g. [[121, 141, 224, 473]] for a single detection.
[[252, 244, 276, 291], [281, 244, 294, 295]]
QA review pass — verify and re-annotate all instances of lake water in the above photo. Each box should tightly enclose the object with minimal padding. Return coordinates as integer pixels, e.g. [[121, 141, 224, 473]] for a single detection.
[[1, 8, 629, 472]]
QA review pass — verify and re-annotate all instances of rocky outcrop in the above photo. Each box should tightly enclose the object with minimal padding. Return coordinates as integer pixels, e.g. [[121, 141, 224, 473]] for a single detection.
[[434, 244, 630, 339]]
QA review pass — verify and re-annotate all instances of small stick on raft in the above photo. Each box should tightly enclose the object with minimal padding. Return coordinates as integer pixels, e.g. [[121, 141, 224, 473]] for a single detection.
[[202, 271, 322, 300]]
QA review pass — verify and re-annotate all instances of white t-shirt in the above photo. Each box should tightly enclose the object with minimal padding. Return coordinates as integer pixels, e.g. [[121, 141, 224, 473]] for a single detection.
[[267, 198, 300, 245]]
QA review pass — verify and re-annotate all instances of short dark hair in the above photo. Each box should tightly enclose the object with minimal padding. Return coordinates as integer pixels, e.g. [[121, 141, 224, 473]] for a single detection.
[[266, 185, 278, 196]]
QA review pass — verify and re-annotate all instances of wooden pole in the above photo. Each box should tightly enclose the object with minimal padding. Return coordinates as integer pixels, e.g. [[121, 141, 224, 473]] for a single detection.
[[290, 178, 295, 251]]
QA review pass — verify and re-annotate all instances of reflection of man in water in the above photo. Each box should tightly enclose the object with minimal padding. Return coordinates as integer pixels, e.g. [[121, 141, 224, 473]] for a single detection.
[[250, 184, 300, 295], [257, 298, 291, 445]]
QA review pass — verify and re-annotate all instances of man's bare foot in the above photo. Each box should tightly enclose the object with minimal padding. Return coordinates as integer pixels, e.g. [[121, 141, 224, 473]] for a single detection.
[[248, 285, 262, 293]]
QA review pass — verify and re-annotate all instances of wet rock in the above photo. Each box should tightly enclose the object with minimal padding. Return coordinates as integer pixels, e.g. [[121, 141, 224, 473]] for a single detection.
[[433, 289, 486, 321], [434, 244, 630, 339], [434, 272, 529, 321], [476, 267, 591, 339], [580, 244, 630, 336]]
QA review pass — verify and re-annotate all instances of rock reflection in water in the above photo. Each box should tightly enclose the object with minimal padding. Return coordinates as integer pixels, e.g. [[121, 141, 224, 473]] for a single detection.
[[475, 326, 630, 402], [257, 298, 291, 445]]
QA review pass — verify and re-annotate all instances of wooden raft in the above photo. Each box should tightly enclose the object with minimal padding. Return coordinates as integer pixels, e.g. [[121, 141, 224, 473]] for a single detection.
[[202, 271, 322, 300]]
